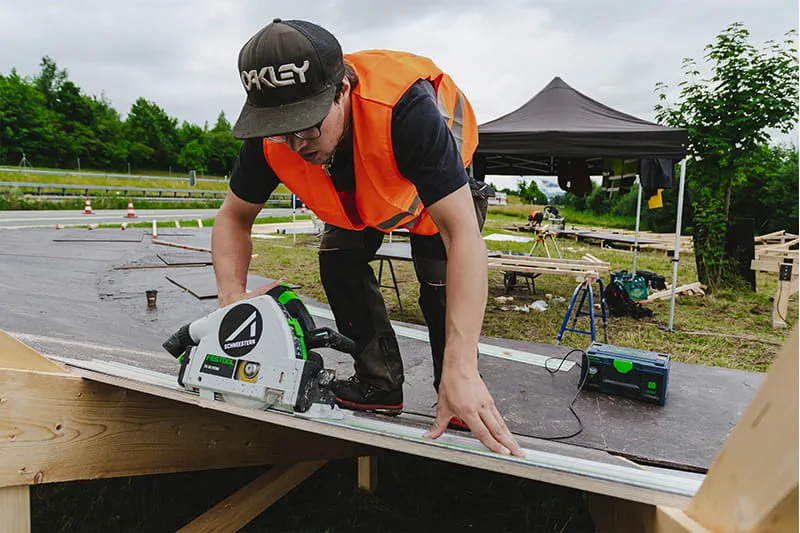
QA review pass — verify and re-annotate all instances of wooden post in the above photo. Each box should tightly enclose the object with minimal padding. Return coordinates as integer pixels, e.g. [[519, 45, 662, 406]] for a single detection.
[[0, 485, 30, 533], [683, 327, 798, 532], [772, 275, 798, 328], [358, 455, 378, 492]]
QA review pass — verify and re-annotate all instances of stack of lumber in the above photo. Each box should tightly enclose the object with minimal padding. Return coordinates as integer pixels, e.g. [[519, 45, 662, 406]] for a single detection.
[[487, 254, 610, 280], [754, 230, 798, 260], [646, 282, 707, 301]]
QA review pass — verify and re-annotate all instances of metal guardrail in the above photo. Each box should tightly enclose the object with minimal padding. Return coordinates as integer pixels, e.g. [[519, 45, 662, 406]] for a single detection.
[[0, 166, 222, 184], [0, 181, 293, 204]]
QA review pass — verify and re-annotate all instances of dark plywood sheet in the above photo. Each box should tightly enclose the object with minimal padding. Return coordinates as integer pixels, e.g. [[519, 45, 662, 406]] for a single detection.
[[0, 228, 766, 472], [157, 250, 212, 266], [289, 308, 760, 472], [53, 229, 145, 242], [165, 268, 299, 299]]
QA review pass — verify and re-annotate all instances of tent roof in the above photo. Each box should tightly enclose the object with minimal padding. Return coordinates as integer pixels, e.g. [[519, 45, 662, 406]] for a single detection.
[[475, 77, 687, 174]]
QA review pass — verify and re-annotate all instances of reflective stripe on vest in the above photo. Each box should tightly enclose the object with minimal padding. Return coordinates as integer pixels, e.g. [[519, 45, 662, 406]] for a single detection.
[[376, 196, 421, 231]]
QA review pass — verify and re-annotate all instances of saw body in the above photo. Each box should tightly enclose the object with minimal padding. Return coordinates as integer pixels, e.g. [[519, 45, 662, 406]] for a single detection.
[[163, 286, 353, 415]]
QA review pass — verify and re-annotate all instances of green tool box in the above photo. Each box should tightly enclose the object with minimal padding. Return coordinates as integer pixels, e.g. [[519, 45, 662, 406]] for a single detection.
[[610, 271, 649, 300], [581, 343, 671, 405]]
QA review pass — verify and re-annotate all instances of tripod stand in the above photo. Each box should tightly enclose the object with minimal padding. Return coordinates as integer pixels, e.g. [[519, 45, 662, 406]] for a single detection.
[[528, 227, 562, 258], [17, 152, 33, 171]]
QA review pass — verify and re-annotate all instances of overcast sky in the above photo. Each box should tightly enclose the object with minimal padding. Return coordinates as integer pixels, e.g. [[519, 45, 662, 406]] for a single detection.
[[1, 0, 796, 191]]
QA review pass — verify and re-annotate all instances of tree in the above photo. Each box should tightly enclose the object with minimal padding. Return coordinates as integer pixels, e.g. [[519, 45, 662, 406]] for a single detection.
[[0, 70, 58, 166], [125, 98, 179, 169], [516, 178, 548, 205], [655, 23, 798, 287]]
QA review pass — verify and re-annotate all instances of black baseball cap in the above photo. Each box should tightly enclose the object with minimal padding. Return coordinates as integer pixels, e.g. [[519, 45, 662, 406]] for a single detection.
[[232, 19, 345, 140]]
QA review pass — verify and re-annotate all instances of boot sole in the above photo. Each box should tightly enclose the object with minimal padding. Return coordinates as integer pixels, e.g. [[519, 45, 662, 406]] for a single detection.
[[334, 397, 403, 417]]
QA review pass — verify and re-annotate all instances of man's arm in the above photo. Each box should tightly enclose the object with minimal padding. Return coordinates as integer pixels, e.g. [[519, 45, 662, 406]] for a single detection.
[[423, 184, 524, 457], [212, 191, 266, 307]]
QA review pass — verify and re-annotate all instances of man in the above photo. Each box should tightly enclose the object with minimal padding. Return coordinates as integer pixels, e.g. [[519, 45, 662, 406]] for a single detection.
[[213, 18, 523, 457], [528, 210, 544, 228]]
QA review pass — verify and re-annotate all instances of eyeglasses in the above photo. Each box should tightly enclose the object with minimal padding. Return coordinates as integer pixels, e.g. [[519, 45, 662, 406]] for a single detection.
[[266, 120, 324, 144]]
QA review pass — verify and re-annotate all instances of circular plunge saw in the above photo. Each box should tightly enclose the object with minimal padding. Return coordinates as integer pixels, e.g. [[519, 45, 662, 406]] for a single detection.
[[162, 284, 353, 417]]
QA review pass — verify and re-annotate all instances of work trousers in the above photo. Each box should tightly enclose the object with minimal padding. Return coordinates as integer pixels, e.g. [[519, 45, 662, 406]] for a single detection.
[[318, 181, 488, 392]]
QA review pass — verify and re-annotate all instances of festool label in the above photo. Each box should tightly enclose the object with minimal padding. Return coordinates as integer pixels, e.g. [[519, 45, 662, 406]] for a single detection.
[[200, 353, 235, 378]]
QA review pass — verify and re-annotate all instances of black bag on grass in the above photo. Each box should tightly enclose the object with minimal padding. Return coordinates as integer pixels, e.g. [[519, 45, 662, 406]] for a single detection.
[[604, 280, 654, 319]]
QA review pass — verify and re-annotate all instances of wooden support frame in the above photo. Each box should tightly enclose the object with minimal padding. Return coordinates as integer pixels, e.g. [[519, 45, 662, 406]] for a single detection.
[[590, 327, 798, 532], [751, 255, 799, 328], [358, 455, 379, 492], [0, 485, 31, 533], [178, 461, 326, 533], [0, 331, 368, 531]]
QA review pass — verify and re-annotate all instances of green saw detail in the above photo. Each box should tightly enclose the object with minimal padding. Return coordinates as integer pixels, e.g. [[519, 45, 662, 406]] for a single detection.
[[286, 317, 307, 359]]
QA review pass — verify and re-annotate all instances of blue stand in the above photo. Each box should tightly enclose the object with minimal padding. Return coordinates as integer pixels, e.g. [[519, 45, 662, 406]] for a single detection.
[[556, 277, 609, 345]]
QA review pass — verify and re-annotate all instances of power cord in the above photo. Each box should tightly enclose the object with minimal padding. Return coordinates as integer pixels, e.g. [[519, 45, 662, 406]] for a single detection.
[[406, 348, 593, 442], [528, 348, 591, 441]]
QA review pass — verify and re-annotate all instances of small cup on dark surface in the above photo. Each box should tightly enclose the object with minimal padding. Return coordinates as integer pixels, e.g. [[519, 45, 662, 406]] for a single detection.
[[146, 289, 158, 309]]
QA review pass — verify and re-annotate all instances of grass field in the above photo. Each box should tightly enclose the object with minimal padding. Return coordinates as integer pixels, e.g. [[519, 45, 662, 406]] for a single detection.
[[26, 207, 796, 532]]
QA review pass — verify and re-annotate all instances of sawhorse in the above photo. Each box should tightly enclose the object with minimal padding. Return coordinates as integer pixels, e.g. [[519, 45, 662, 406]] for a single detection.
[[556, 274, 608, 345]]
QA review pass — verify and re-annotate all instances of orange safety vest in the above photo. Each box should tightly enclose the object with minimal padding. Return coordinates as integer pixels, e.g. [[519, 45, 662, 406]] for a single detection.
[[262, 50, 478, 235]]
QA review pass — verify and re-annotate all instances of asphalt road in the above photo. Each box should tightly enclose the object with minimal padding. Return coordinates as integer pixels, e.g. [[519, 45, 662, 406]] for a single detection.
[[0, 207, 295, 229]]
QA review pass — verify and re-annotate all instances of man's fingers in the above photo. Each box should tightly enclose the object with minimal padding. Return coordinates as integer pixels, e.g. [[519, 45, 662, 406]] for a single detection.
[[485, 407, 525, 457], [465, 412, 510, 455], [423, 414, 448, 440]]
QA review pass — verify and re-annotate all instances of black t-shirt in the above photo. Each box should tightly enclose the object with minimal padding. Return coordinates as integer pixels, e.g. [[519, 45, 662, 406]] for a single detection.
[[229, 80, 468, 209]]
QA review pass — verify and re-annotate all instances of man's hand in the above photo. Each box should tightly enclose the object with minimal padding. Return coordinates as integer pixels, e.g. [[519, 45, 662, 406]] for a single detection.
[[424, 364, 525, 457], [218, 278, 286, 307]]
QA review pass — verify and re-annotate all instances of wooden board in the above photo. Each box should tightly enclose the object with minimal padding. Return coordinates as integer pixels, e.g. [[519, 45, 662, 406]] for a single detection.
[[0, 330, 67, 374], [0, 367, 365, 489], [178, 461, 325, 533], [61, 360, 700, 509], [685, 327, 798, 532]]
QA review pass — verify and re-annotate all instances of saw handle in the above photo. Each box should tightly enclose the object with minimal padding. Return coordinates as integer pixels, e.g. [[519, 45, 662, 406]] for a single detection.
[[163, 323, 195, 358], [305, 327, 356, 355]]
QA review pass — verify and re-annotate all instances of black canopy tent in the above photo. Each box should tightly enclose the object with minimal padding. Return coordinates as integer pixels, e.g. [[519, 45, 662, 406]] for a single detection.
[[472, 77, 689, 330], [472, 77, 687, 178]]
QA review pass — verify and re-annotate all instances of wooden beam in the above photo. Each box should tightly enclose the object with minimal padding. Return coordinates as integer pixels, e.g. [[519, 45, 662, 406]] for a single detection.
[[152, 239, 212, 253], [358, 455, 378, 492], [646, 282, 704, 302], [69, 366, 695, 508], [654, 507, 714, 533], [0, 330, 67, 374], [0, 368, 365, 488], [772, 276, 799, 328], [177, 461, 325, 533], [589, 494, 656, 533], [685, 327, 798, 532], [0, 485, 30, 533]]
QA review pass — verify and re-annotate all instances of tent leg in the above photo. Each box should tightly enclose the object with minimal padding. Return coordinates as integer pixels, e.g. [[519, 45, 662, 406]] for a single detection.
[[632, 176, 642, 274], [668, 159, 688, 331]]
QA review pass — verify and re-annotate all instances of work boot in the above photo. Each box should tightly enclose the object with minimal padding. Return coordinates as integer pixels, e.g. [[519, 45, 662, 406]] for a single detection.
[[447, 416, 470, 432], [331, 375, 403, 416]]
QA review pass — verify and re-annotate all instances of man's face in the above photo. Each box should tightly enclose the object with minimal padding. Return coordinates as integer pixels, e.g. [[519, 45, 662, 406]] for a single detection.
[[285, 77, 350, 166]]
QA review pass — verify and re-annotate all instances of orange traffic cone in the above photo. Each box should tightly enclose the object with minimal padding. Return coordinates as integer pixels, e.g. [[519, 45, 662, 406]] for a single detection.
[[83, 197, 94, 215], [300, 203, 306, 214], [126, 198, 137, 218]]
